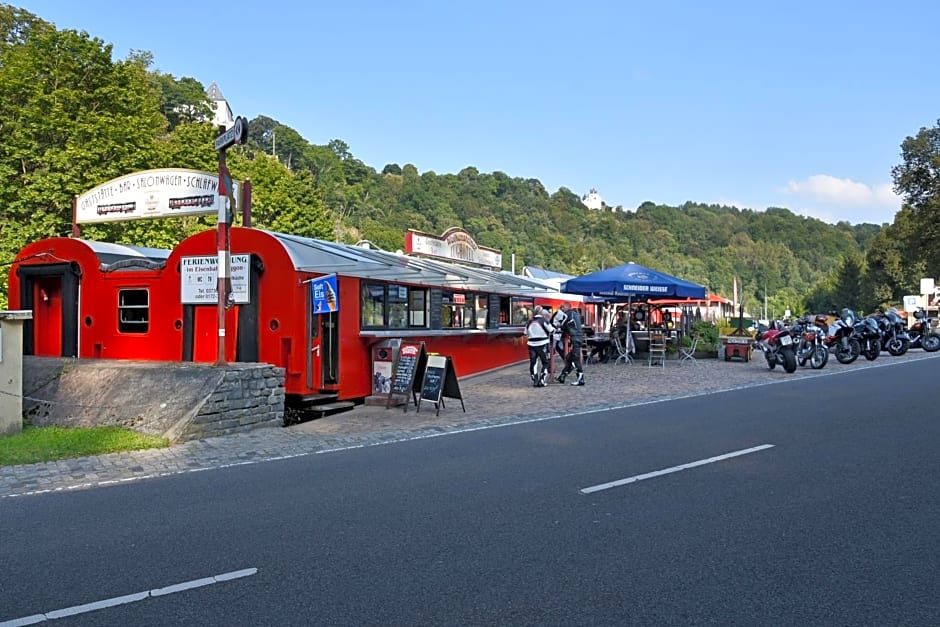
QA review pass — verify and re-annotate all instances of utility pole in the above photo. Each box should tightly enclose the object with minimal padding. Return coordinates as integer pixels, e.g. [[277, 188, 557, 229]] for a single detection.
[[763, 283, 768, 322]]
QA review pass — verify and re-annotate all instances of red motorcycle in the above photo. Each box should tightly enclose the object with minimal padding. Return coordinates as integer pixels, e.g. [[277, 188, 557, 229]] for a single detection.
[[909, 308, 940, 352], [755, 321, 798, 373]]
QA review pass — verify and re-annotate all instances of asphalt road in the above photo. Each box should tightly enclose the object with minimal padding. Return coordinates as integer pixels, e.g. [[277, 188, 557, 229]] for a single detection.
[[2, 358, 939, 626]]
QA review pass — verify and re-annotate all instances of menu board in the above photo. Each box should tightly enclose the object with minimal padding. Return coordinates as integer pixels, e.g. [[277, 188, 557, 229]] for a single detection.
[[488, 293, 501, 329], [418, 354, 465, 416], [387, 341, 426, 411], [420, 355, 447, 406], [429, 289, 443, 329]]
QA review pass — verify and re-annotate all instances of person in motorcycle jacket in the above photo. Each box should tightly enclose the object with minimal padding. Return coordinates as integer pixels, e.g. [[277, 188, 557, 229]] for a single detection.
[[524, 306, 553, 387]]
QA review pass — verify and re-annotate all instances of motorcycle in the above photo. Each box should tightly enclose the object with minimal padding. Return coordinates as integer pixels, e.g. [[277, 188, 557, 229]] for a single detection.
[[852, 315, 882, 361], [820, 311, 860, 364], [755, 320, 798, 373], [875, 307, 911, 356], [908, 308, 940, 352], [791, 315, 829, 369]]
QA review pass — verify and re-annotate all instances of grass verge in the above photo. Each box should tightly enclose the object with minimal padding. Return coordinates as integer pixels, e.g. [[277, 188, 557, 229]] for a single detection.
[[0, 424, 169, 467]]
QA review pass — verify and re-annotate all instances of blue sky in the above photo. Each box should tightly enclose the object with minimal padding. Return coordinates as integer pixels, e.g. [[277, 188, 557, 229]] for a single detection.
[[17, 0, 940, 225]]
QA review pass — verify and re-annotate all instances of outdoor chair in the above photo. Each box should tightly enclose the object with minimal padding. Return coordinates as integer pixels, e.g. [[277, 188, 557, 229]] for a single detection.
[[581, 342, 593, 366], [612, 332, 632, 365], [648, 330, 667, 369], [679, 332, 700, 366]]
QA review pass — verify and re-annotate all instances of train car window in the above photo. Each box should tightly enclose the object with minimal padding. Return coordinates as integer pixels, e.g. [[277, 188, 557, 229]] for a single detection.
[[118, 288, 149, 333]]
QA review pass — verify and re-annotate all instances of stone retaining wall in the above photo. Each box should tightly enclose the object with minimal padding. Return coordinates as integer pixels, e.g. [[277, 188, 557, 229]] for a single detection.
[[22, 357, 285, 443]]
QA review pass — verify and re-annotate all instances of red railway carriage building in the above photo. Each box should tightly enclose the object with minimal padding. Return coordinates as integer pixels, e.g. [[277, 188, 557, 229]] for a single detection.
[[10, 227, 583, 407], [10, 238, 171, 359]]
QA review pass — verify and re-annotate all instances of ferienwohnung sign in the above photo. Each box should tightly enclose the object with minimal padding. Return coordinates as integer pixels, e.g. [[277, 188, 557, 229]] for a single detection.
[[75, 168, 240, 224]]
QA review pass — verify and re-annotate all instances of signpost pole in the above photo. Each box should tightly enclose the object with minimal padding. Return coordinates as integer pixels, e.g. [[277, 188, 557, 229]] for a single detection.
[[213, 116, 248, 366], [215, 144, 230, 365], [71, 195, 81, 238]]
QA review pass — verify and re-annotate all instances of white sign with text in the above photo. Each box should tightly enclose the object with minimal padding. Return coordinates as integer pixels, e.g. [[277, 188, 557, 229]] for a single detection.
[[180, 255, 251, 304], [76, 169, 240, 223]]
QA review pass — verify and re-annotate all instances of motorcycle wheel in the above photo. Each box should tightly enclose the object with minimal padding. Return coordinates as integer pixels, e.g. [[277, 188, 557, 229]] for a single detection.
[[810, 345, 829, 369], [766, 352, 776, 370], [923, 333, 940, 352], [796, 343, 810, 366], [887, 338, 909, 356], [835, 338, 860, 364], [864, 340, 880, 361], [782, 347, 797, 373]]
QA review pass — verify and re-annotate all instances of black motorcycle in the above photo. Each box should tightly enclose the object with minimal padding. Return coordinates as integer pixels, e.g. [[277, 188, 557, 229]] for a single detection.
[[875, 308, 911, 356], [851, 315, 881, 361]]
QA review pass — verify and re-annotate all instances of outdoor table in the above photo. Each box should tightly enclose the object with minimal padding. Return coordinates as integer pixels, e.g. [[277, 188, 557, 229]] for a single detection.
[[586, 333, 612, 362]]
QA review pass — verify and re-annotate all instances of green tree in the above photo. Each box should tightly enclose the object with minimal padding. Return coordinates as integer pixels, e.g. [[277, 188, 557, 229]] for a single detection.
[[233, 153, 332, 239], [830, 251, 866, 310], [890, 120, 940, 277], [0, 6, 166, 307], [151, 69, 213, 131]]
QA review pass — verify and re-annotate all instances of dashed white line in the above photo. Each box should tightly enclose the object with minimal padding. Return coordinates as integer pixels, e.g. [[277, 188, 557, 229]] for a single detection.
[[0, 568, 257, 626], [580, 444, 775, 494]]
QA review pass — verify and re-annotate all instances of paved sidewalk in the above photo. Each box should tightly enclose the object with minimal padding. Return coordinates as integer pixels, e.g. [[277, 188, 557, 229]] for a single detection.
[[3, 351, 938, 499]]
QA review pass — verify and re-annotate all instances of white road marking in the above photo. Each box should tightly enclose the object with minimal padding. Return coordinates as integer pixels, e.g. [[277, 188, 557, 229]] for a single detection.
[[0, 568, 257, 626], [580, 444, 775, 494]]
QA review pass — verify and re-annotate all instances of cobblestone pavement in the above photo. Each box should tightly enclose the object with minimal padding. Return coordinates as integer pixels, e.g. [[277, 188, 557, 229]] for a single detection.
[[3, 351, 938, 499]]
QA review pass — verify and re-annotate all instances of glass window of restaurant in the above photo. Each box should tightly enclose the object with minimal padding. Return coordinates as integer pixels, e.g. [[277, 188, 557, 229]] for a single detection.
[[360, 282, 428, 329], [507, 296, 534, 326], [409, 289, 426, 327], [441, 291, 476, 329], [475, 294, 489, 329]]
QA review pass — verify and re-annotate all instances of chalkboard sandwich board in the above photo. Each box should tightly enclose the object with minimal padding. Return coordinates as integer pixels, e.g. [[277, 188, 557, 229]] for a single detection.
[[387, 341, 427, 411], [418, 354, 465, 416]]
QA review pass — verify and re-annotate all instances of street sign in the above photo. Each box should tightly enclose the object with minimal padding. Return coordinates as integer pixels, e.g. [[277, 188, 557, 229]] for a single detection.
[[214, 116, 248, 151]]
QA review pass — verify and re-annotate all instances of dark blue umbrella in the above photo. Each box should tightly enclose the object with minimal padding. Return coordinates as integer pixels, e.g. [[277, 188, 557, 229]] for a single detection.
[[561, 262, 707, 300]]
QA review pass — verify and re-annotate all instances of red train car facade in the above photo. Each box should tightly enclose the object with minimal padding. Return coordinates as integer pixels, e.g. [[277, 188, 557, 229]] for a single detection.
[[10, 238, 171, 359], [10, 228, 587, 405]]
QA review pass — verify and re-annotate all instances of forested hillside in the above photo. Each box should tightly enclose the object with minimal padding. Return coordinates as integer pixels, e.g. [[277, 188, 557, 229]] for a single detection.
[[2, 4, 938, 317]]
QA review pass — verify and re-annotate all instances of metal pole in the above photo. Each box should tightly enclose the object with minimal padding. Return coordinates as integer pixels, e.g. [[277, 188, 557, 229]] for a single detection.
[[212, 116, 246, 365], [71, 195, 81, 238], [216, 147, 231, 366], [242, 179, 252, 228]]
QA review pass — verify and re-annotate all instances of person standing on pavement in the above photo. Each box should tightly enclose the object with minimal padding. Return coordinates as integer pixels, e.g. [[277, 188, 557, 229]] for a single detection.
[[556, 302, 585, 386], [549, 305, 568, 360], [524, 306, 553, 387]]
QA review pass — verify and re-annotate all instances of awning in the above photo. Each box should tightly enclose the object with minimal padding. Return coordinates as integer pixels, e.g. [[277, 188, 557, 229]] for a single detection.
[[271, 231, 557, 296]]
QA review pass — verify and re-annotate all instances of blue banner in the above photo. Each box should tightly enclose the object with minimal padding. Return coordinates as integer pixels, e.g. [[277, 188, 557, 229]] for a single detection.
[[311, 274, 339, 314]]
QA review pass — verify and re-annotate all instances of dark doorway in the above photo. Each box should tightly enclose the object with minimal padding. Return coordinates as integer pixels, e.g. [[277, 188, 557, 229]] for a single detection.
[[235, 255, 264, 362], [16, 263, 80, 357], [320, 310, 339, 385]]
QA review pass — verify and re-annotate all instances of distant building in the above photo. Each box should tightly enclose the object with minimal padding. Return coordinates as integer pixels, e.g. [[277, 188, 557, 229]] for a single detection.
[[581, 188, 604, 210], [523, 265, 575, 290], [206, 82, 234, 129]]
